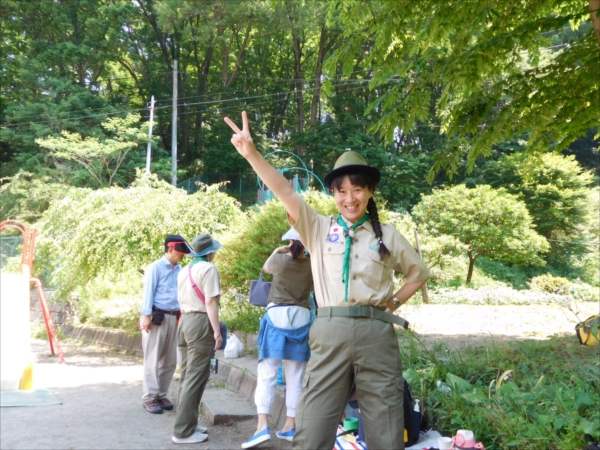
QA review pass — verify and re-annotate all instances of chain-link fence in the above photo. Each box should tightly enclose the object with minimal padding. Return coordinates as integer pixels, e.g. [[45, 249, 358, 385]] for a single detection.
[[0, 236, 23, 270], [177, 172, 261, 208], [177, 172, 315, 208]]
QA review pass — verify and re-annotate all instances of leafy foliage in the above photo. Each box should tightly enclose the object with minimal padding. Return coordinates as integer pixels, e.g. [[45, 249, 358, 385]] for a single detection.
[[0, 171, 71, 223], [529, 274, 573, 294], [478, 153, 594, 240], [413, 185, 549, 282], [35, 114, 148, 188], [329, 0, 600, 177], [401, 334, 600, 449], [34, 172, 242, 303]]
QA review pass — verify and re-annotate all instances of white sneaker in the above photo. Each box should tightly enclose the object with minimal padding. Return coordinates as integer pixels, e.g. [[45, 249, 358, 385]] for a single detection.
[[172, 430, 208, 444], [196, 426, 208, 433]]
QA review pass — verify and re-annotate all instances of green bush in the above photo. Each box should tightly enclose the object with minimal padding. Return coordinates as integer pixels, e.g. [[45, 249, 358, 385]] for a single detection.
[[400, 334, 600, 449], [529, 274, 572, 294], [76, 270, 142, 334], [34, 173, 242, 325]]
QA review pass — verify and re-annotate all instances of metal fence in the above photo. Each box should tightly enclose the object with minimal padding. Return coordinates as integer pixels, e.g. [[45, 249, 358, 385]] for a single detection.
[[0, 236, 23, 269]]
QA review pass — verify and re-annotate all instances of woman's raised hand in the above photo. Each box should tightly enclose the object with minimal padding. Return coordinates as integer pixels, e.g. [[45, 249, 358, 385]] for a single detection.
[[224, 111, 255, 158]]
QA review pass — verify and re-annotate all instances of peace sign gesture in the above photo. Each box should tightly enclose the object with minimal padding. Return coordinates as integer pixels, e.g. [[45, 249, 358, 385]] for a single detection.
[[224, 111, 255, 158]]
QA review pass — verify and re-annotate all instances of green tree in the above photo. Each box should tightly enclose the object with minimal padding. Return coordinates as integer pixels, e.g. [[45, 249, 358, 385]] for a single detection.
[[478, 153, 595, 239], [413, 185, 549, 282], [330, 1, 600, 178], [478, 152, 595, 271], [35, 114, 148, 188]]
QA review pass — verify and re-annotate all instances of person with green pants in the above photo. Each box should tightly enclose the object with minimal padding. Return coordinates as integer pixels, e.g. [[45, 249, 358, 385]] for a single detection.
[[171, 234, 223, 444], [225, 112, 430, 449]]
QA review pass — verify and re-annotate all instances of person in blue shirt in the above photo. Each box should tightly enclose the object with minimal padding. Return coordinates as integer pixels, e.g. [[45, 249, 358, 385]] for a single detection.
[[139, 235, 191, 414]]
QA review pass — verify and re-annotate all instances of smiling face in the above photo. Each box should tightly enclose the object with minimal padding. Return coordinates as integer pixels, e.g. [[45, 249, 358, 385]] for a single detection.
[[332, 175, 373, 223]]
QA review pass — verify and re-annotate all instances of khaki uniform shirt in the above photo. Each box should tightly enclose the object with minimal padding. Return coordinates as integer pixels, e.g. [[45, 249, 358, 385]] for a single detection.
[[177, 262, 221, 313], [290, 198, 430, 308], [265, 252, 313, 308]]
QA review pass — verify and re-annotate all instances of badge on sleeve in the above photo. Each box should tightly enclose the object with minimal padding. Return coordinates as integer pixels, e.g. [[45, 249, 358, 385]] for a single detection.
[[327, 225, 343, 243]]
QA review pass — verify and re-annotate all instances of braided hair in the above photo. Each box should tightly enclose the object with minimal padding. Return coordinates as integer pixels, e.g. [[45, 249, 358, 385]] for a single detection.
[[367, 197, 390, 260], [329, 172, 390, 261]]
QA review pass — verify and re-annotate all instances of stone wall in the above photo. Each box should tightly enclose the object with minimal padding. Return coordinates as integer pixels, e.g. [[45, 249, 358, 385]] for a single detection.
[[30, 289, 69, 326]]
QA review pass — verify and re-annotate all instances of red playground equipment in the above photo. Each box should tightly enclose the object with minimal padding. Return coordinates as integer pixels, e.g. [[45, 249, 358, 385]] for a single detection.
[[0, 219, 65, 363]]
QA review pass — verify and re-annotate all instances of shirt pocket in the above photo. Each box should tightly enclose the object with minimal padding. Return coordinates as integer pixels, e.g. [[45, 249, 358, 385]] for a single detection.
[[363, 249, 393, 291], [322, 244, 345, 281]]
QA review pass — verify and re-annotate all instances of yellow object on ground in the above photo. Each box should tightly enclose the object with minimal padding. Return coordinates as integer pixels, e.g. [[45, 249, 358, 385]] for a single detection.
[[19, 362, 33, 390], [576, 315, 600, 346]]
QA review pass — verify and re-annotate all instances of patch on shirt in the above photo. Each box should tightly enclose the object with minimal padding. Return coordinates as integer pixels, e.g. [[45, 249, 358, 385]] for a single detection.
[[328, 233, 340, 242], [369, 244, 380, 252], [327, 225, 344, 243]]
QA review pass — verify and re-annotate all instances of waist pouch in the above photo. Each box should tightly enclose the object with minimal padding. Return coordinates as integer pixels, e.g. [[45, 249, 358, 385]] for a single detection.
[[151, 308, 165, 325]]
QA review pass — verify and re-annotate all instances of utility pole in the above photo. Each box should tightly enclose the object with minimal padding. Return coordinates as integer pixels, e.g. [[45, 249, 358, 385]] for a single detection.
[[171, 60, 178, 185], [145, 95, 155, 174]]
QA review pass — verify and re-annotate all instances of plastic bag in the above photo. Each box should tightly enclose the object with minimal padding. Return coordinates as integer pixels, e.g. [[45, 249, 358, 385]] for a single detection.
[[223, 338, 239, 359], [228, 333, 244, 353]]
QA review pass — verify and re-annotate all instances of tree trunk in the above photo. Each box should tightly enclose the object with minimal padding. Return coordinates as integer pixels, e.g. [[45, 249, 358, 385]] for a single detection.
[[292, 30, 304, 155], [466, 252, 479, 283], [310, 27, 337, 128], [591, 0, 600, 45]]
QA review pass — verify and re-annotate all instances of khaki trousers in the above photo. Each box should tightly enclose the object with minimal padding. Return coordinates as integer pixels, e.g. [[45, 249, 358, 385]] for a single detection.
[[173, 313, 215, 439], [293, 316, 405, 450], [142, 313, 178, 403]]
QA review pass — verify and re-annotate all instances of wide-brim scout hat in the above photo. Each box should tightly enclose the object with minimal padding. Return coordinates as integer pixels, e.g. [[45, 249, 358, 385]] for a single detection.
[[323, 151, 381, 189], [165, 234, 193, 255], [189, 234, 222, 257]]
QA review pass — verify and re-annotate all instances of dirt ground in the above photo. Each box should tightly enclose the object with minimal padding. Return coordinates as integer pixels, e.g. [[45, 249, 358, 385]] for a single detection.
[[1, 303, 598, 450]]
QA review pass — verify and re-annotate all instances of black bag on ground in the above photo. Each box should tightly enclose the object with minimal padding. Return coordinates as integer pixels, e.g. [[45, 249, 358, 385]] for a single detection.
[[403, 379, 422, 447]]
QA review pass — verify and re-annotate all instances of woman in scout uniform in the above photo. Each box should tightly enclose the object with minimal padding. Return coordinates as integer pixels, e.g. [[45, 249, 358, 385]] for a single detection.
[[242, 228, 313, 449], [225, 112, 429, 450]]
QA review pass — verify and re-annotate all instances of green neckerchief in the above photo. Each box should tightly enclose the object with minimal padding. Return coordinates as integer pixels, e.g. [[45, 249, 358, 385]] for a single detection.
[[337, 213, 370, 303], [190, 256, 208, 267]]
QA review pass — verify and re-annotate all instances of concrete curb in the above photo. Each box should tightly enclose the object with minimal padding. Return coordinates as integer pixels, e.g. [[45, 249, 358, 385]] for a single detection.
[[60, 324, 287, 429]]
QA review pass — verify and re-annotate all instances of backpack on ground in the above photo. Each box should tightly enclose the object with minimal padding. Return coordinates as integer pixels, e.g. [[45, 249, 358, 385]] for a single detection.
[[576, 315, 600, 346], [403, 379, 422, 447]]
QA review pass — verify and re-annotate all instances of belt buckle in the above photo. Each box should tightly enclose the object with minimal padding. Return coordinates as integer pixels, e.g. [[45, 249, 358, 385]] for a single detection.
[[347, 305, 362, 317]]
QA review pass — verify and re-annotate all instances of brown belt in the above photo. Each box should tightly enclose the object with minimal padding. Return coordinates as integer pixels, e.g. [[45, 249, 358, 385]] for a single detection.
[[316, 306, 409, 330]]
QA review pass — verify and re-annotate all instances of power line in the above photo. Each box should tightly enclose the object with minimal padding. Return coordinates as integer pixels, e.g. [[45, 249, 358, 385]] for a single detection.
[[2, 79, 378, 129]]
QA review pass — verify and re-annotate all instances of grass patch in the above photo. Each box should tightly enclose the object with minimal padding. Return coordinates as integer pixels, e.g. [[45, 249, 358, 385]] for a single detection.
[[399, 332, 600, 449]]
